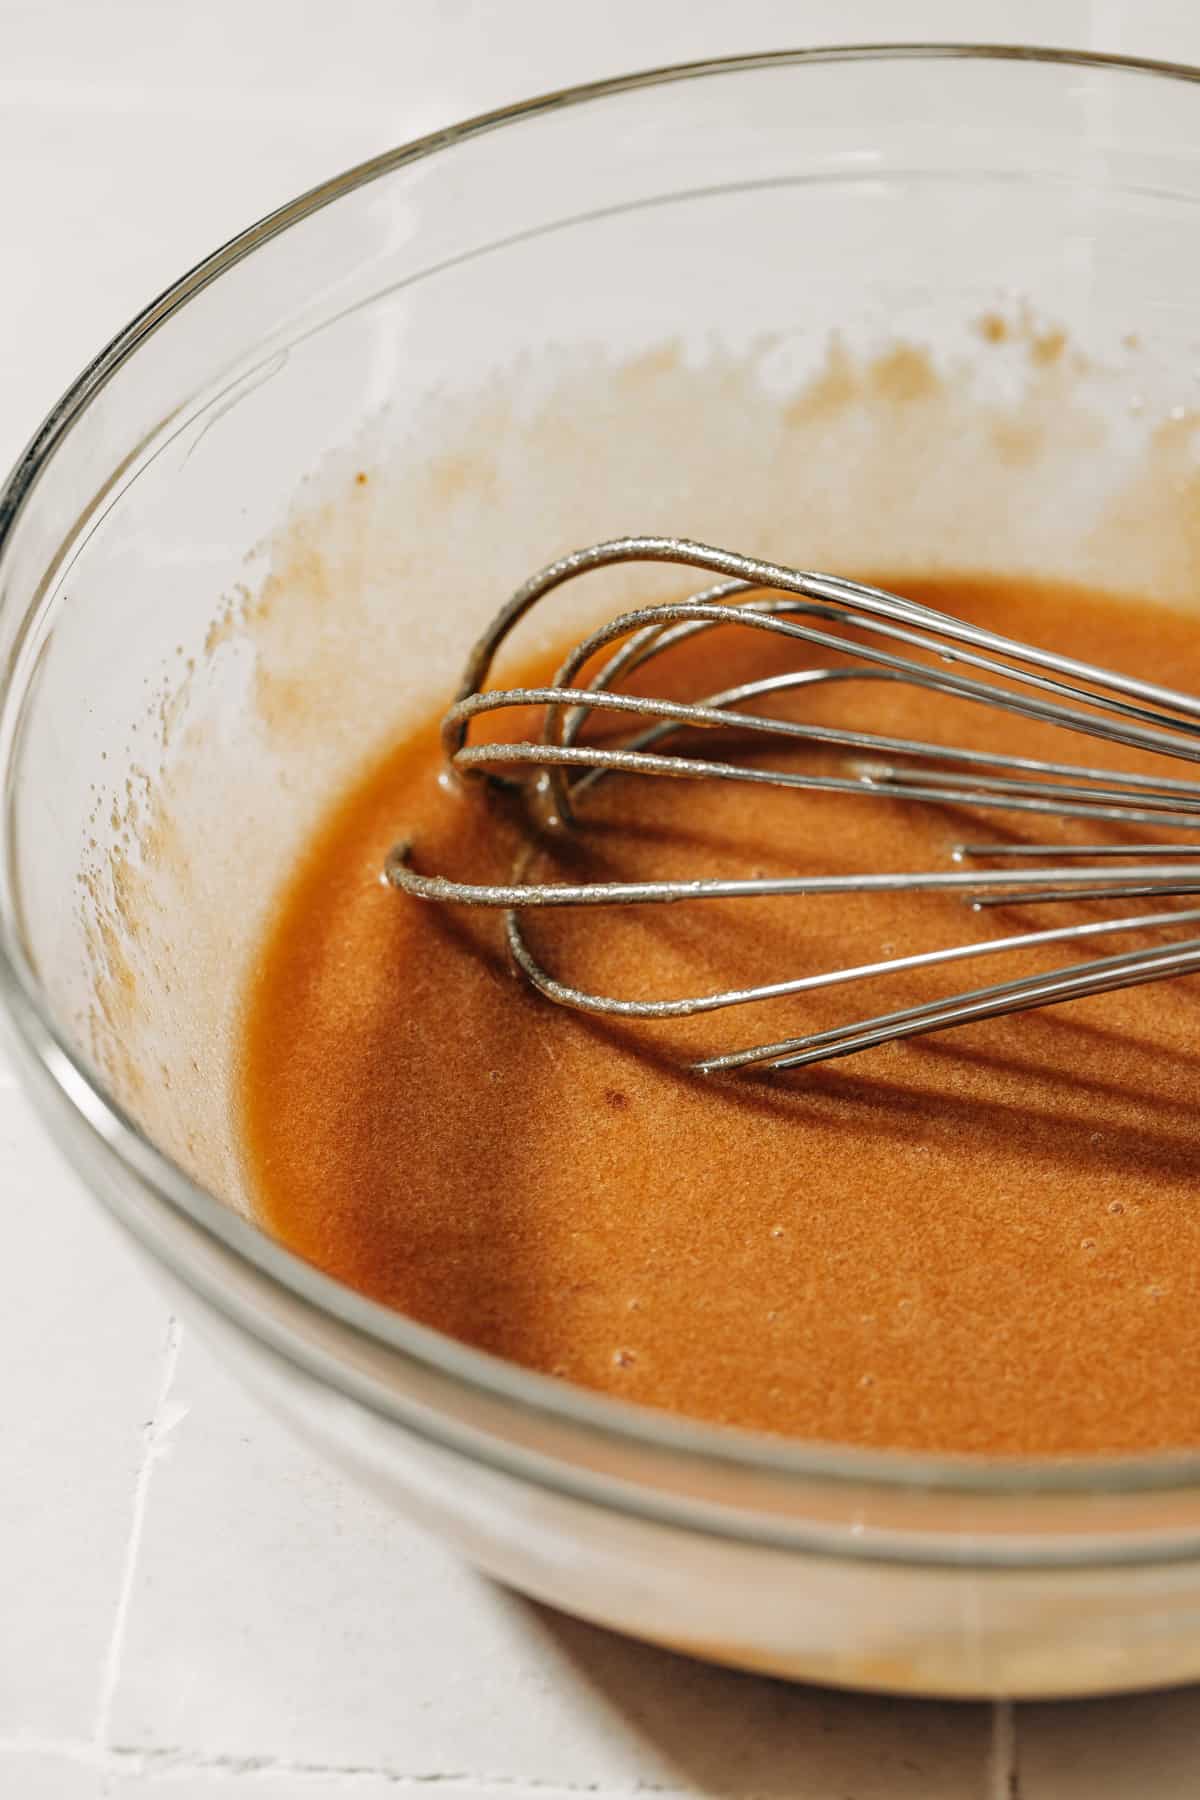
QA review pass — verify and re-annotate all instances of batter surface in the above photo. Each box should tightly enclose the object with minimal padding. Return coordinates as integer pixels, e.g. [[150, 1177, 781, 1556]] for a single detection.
[[240, 573, 1200, 1454]]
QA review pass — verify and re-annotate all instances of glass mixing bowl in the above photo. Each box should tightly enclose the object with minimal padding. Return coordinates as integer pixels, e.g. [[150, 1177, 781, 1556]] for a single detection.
[[5, 45, 1200, 1698]]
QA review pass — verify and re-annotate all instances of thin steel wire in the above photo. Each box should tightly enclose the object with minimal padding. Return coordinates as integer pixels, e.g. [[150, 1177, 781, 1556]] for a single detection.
[[387, 538, 1200, 1073]]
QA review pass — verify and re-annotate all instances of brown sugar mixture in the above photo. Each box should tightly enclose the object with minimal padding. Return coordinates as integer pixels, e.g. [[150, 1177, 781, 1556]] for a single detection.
[[240, 572, 1200, 1455]]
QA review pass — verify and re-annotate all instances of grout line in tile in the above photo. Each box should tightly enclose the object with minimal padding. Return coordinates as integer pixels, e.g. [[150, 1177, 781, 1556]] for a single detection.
[[0, 1735, 689, 1794], [133, 1750, 685, 1792], [92, 1314, 185, 1749], [988, 1699, 1020, 1800]]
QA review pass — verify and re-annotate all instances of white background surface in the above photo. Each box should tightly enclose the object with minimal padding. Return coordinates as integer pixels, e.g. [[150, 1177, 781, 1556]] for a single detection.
[[6, 3, 1200, 1795]]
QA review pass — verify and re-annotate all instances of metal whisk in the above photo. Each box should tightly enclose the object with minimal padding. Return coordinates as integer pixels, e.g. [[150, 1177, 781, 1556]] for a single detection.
[[386, 537, 1200, 1075]]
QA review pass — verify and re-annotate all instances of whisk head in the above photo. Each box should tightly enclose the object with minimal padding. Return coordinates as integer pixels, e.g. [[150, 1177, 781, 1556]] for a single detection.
[[386, 537, 1200, 1074]]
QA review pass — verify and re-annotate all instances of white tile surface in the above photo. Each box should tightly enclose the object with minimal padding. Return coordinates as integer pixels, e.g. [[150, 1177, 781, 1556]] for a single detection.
[[6, 2, 1200, 1796], [0, 1750, 108, 1800], [0, 1086, 168, 1743], [1018, 1690, 1200, 1798], [107, 1337, 991, 1796]]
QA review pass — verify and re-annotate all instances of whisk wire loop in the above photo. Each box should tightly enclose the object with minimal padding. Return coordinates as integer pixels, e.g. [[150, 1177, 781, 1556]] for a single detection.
[[393, 538, 1200, 1073]]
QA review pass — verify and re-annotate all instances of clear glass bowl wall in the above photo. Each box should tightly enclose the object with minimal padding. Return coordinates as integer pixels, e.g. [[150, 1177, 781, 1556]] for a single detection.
[[4, 49, 1200, 1696]]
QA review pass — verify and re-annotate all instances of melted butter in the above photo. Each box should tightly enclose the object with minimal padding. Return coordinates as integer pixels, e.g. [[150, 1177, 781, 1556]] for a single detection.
[[239, 573, 1200, 1455]]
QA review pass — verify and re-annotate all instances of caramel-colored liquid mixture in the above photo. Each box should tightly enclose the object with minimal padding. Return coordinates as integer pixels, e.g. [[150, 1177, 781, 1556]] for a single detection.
[[240, 574, 1200, 1455]]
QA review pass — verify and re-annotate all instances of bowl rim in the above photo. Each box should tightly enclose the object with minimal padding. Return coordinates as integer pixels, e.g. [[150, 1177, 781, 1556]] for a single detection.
[[6, 40, 1200, 1518]]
